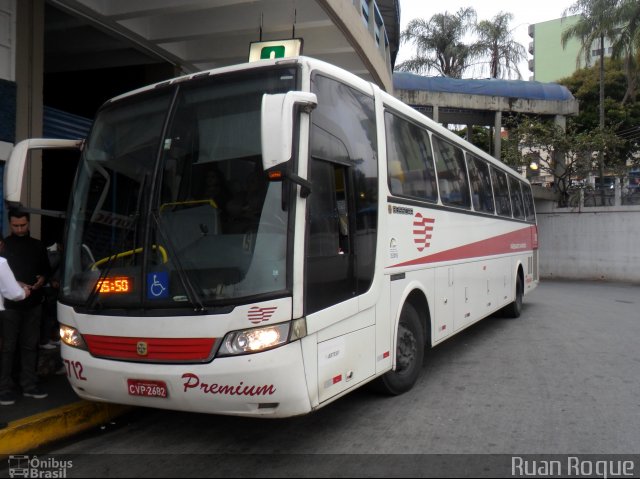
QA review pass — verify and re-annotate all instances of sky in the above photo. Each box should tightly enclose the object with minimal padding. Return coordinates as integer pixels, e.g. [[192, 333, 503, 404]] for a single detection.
[[397, 0, 578, 79]]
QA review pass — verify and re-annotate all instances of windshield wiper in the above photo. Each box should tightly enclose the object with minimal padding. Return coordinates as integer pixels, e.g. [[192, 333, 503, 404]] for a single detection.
[[83, 245, 120, 310], [84, 173, 147, 310], [152, 210, 206, 312]]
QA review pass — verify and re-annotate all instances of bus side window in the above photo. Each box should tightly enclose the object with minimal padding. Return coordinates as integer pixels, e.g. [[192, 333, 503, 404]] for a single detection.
[[432, 136, 471, 209], [467, 154, 495, 214], [522, 183, 536, 221], [384, 111, 437, 202], [509, 176, 526, 220], [490, 166, 512, 217]]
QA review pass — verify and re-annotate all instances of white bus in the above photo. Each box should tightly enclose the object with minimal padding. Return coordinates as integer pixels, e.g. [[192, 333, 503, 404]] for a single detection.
[[5, 57, 538, 417]]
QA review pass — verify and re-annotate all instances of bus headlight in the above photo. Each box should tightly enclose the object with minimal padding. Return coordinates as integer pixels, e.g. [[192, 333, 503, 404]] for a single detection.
[[217, 318, 307, 356], [60, 324, 88, 350]]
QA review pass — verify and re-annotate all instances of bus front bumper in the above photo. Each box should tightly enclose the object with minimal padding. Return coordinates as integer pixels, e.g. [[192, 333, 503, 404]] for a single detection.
[[61, 341, 312, 418]]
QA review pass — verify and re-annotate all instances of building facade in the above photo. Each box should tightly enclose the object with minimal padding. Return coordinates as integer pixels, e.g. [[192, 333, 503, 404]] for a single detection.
[[528, 15, 613, 83]]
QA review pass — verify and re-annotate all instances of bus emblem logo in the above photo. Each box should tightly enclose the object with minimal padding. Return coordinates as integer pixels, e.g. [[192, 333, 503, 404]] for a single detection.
[[248, 306, 277, 324], [137, 341, 148, 356], [413, 213, 435, 252]]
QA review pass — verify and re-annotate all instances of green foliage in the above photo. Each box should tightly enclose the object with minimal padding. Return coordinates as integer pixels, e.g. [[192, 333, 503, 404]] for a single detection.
[[473, 12, 527, 79], [453, 126, 491, 152], [397, 8, 477, 78], [501, 115, 627, 205], [559, 58, 640, 164], [396, 8, 526, 79]]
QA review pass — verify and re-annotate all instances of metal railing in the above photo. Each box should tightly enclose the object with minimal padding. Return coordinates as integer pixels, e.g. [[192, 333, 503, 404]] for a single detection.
[[565, 184, 640, 208]]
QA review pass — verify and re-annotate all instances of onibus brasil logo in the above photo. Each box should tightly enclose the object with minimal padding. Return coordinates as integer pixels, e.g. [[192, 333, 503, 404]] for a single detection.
[[8, 455, 73, 478]]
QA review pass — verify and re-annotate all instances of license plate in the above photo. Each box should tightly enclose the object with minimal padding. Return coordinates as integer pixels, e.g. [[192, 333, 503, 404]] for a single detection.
[[127, 379, 168, 398]]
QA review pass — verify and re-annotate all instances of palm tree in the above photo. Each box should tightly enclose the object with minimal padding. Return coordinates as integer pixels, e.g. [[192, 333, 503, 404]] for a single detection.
[[473, 12, 527, 79], [561, 0, 620, 130], [396, 7, 476, 78], [561, 0, 620, 200], [611, 0, 640, 103]]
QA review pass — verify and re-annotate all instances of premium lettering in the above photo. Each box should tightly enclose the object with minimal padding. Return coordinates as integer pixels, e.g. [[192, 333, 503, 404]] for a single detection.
[[182, 373, 276, 396]]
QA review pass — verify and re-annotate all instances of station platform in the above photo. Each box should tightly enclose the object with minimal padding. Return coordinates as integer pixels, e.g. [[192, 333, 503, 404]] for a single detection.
[[0, 345, 131, 456]]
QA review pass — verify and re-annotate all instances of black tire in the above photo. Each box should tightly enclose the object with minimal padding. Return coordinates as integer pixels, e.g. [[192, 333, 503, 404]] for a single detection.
[[502, 272, 523, 318], [374, 303, 425, 395]]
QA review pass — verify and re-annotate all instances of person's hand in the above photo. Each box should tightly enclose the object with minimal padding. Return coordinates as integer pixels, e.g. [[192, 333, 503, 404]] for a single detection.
[[32, 275, 45, 290], [22, 285, 31, 298]]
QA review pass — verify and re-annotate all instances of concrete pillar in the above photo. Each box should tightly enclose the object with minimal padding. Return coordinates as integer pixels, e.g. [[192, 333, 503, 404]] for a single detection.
[[553, 114, 567, 185], [493, 111, 502, 160], [15, 0, 44, 237], [0, 0, 17, 156], [432, 105, 439, 123], [466, 124, 472, 142]]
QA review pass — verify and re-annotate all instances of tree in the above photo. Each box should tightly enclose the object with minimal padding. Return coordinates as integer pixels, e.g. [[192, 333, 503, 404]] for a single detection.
[[561, 0, 621, 202], [560, 57, 640, 163], [396, 7, 477, 77], [611, 0, 640, 103], [473, 12, 527, 79], [501, 116, 626, 206]]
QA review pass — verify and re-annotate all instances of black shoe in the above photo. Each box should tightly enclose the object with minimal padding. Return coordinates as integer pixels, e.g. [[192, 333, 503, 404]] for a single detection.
[[0, 390, 17, 405], [23, 386, 48, 399]]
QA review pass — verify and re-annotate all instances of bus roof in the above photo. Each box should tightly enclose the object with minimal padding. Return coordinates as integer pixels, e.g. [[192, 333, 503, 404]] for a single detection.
[[104, 56, 528, 183]]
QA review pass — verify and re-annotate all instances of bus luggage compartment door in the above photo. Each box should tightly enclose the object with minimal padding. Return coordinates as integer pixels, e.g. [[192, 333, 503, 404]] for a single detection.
[[317, 326, 375, 403]]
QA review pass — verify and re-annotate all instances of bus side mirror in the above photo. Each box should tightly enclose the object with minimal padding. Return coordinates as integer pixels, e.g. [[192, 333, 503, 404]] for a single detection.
[[4, 138, 83, 206], [261, 91, 317, 171]]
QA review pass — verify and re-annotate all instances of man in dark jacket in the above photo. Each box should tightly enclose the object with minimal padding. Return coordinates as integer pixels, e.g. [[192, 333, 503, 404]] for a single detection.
[[0, 209, 51, 406]]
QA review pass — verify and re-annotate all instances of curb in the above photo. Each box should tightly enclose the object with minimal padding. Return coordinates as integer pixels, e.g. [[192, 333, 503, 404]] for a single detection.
[[0, 401, 132, 457]]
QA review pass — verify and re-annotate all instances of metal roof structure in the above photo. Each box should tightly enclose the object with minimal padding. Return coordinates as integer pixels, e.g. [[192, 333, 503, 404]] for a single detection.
[[393, 71, 580, 160], [393, 72, 579, 123], [394, 72, 576, 102], [45, 0, 400, 91]]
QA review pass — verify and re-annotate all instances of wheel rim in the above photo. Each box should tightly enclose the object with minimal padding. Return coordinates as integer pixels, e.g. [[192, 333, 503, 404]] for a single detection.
[[396, 322, 418, 374]]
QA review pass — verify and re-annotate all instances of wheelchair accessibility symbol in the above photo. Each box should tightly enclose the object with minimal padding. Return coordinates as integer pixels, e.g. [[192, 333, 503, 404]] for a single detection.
[[147, 271, 169, 299]]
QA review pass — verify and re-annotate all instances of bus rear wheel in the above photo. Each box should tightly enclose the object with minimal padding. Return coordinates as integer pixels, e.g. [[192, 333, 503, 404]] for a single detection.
[[503, 272, 523, 318], [375, 303, 425, 395]]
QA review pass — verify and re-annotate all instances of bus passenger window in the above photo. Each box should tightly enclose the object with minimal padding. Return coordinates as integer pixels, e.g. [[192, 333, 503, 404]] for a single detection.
[[509, 176, 526, 219], [384, 111, 437, 202], [467, 154, 495, 214], [522, 183, 536, 221], [490, 166, 512, 217], [432, 136, 471, 209]]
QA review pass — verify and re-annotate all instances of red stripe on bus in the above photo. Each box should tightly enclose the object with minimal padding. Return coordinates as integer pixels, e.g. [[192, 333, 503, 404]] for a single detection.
[[391, 226, 536, 268]]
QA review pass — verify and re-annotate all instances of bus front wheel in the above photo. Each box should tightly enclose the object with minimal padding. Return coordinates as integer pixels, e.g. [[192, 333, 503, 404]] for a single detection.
[[375, 303, 425, 395]]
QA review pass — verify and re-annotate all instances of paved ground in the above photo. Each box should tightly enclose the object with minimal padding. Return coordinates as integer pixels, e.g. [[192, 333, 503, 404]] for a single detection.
[[2, 280, 639, 476]]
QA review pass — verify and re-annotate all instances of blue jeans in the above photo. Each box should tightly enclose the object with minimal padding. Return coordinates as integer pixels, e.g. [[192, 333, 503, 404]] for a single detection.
[[0, 305, 43, 392]]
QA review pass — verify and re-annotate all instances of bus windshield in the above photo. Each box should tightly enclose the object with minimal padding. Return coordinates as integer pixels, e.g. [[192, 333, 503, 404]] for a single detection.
[[62, 66, 298, 310]]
